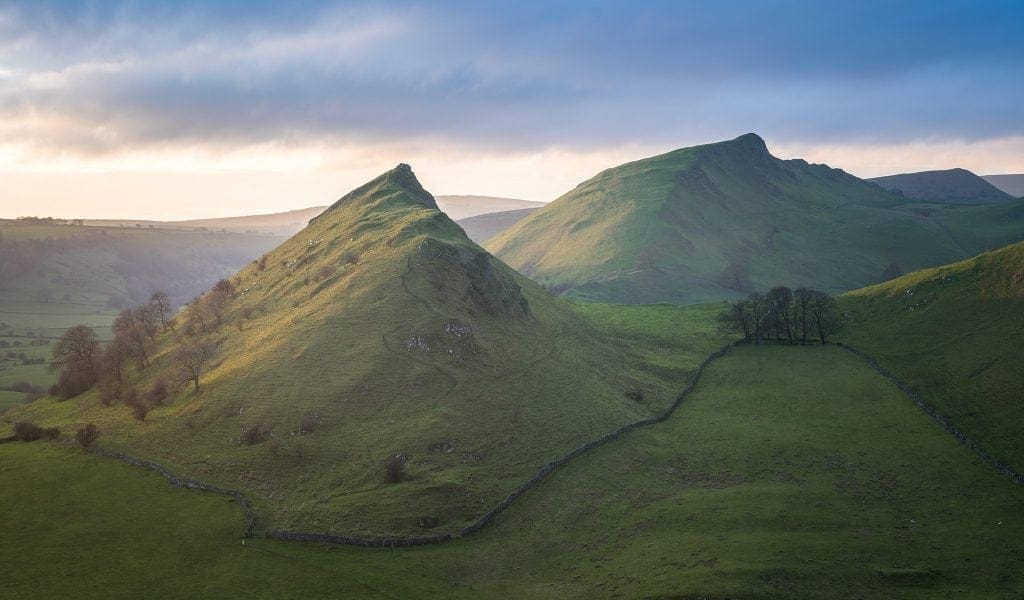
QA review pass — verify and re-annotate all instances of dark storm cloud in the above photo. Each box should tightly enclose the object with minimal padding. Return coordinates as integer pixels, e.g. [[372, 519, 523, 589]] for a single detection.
[[1, 0, 1022, 154]]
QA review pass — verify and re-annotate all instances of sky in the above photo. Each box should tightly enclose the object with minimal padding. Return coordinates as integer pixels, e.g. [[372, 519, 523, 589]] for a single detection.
[[1, 0, 1022, 219]]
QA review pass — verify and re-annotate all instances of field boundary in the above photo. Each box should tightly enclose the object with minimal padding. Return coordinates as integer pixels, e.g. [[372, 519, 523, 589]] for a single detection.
[[86, 342, 735, 547], [834, 342, 1024, 485]]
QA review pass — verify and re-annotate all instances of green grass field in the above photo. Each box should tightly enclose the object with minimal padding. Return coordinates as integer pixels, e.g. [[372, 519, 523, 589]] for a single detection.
[[0, 301, 118, 390], [839, 240, 1024, 471], [3, 345, 1021, 598], [0, 390, 26, 413]]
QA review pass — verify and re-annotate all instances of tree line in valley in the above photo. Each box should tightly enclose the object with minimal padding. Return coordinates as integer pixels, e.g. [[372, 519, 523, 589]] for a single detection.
[[717, 286, 843, 345]]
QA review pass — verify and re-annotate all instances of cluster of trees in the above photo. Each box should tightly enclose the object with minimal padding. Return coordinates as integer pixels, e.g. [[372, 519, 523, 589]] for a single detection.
[[50, 292, 172, 400], [718, 286, 842, 345], [182, 279, 235, 334], [9, 216, 84, 226], [49, 285, 221, 405]]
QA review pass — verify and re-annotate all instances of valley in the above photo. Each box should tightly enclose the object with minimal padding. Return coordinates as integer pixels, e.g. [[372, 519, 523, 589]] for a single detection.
[[4, 343, 1022, 598]]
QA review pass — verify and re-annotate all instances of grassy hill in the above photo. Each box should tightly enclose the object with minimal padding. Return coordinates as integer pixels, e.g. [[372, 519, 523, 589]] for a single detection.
[[487, 133, 1024, 304], [1, 165, 716, 537], [983, 174, 1024, 197], [5, 344, 1023, 598], [869, 168, 1014, 204], [456, 208, 539, 243], [839, 240, 1024, 470]]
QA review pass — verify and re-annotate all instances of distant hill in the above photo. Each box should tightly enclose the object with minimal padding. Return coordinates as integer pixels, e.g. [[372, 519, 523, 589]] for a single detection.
[[0, 221, 283, 309], [434, 195, 544, 220], [487, 133, 1024, 304], [983, 174, 1024, 198], [869, 168, 1014, 204], [3, 165, 676, 536], [456, 208, 539, 243], [83, 195, 542, 237], [840, 240, 1024, 469], [84, 207, 324, 236]]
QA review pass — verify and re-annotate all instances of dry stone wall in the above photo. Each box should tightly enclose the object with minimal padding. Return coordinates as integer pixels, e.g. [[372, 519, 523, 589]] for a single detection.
[[85, 343, 735, 546]]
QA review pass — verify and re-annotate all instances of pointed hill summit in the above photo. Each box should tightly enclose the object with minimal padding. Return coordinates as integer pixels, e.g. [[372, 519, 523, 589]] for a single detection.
[[487, 134, 1024, 304], [4, 164, 686, 536]]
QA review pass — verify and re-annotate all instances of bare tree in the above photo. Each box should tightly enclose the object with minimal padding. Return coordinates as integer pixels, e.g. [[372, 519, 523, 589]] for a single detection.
[[717, 299, 753, 340], [174, 342, 216, 394], [794, 287, 814, 344], [133, 304, 159, 342], [113, 309, 153, 368], [75, 424, 100, 447], [51, 325, 100, 373], [809, 291, 842, 344], [51, 325, 100, 399], [148, 292, 172, 331], [99, 336, 129, 385], [767, 286, 795, 344]]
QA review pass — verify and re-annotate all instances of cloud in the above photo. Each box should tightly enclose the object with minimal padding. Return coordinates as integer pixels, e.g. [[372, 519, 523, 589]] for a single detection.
[[0, 0, 1021, 171]]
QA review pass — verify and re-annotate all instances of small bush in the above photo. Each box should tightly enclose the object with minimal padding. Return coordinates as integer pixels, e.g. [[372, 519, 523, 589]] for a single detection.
[[315, 265, 335, 281], [13, 422, 42, 441], [298, 413, 317, 435], [122, 386, 139, 407], [147, 378, 168, 407], [13, 422, 58, 442], [132, 401, 151, 422], [240, 423, 269, 445], [50, 369, 97, 400], [98, 381, 119, 407], [624, 389, 645, 402], [384, 453, 408, 483], [75, 424, 100, 448]]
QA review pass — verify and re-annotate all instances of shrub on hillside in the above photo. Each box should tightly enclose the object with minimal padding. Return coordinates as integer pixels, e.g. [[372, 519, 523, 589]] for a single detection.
[[240, 423, 269, 445], [315, 265, 335, 281], [384, 453, 409, 483], [13, 422, 59, 442], [49, 369, 97, 400], [98, 381, 119, 407], [75, 424, 100, 448], [298, 413, 317, 435], [122, 386, 139, 407], [147, 378, 168, 407], [132, 400, 151, 422], [624, 389, 645, 402]]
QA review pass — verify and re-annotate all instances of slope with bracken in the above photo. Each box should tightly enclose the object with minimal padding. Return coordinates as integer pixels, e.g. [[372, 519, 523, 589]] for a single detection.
[[487, 133, 1024, 304], [838, 240, 1024, 470], [2, 165, 688, 536]]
